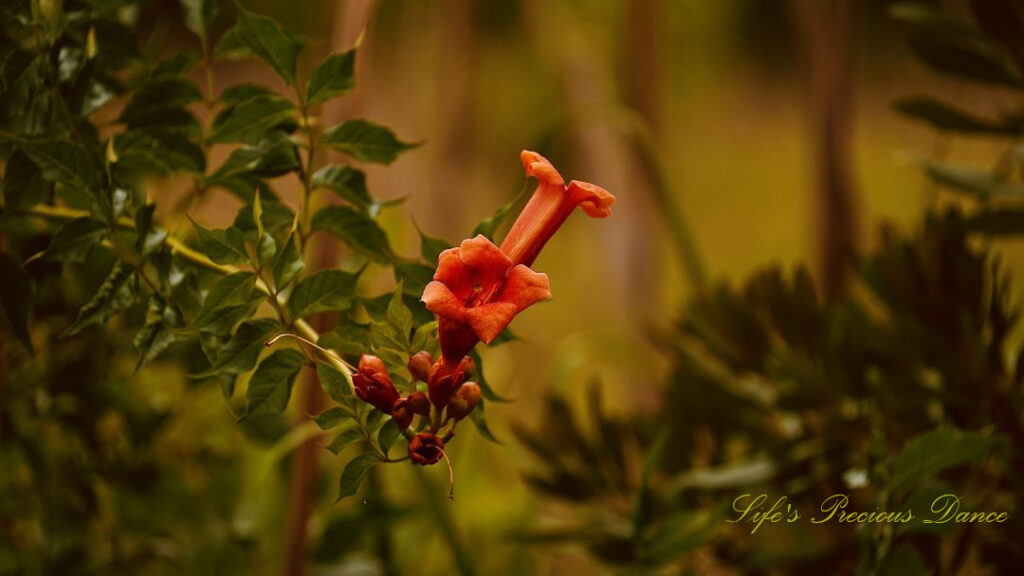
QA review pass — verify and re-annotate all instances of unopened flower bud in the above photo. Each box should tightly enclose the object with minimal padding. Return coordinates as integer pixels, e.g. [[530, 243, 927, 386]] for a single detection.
[[427, 355, 474, 408], [446, 382, 481, 421], [352, 354, 399, 413], [407, 351, 433, 382], [407, 391, 430, 416], [391, 397, 413, 429], [408, 433, 445, 466]]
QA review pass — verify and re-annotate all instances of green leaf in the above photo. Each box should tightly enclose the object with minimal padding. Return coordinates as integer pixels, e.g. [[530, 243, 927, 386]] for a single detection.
[[134, 204, 167, 257], [469, 400, 500, 444], [314, 407, 350, 430], [188, 272, 257, 330], [892, 427, 1000, 495], [188, 216, 249, 265], [257, 232, 276, 267], [0, 252, 33, 352], [210, 95, 295, 144], [232, 190, 295, 234], [306, 49, 356, 106], [319, 323, 372, 357], [180, 0, 218, 37], [288, 269, 361, 319], [219, 84, 276, 105], [118, 78, 202, 127], [271, 234, 304, 289], [41, 217, 108, 263], [326, 428, 362, 454], [320, 119, 418, 165], [377, 420, 402, 455], [894, 96, 1022, 135], [311, 164, 374, 211], [213, 133, 301, 179], [114, 130, 206, 176], [316, 360, 353, 404], [133, 298, 183, 369], [921, 159, 1024, 199], [336, 452, 381, 501], [311, 205, 393, 263], [1, 150, 53, 209], [892, 3, 1024, 89], [472, 187, 528, 239], [17, 139, 101, 198], [242, 349, 304, 418], [416, 223, 453, 264], [231, 4, 304, 85], [468, 348, 510, 403], [63, 261, 139, 337], [194, 317, 280, 378], [386, 281, 413, 341]]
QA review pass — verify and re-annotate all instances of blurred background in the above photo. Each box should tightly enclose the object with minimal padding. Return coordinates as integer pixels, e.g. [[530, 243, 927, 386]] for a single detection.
[[5, 0, 1022, 574]]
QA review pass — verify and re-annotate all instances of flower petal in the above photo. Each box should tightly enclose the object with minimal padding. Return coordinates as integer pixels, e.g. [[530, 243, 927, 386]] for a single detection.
[[567, 180, 615, 218], [432, 247, 473, 299], [521, 150, 564, 187], [422, 281, 468, 322], [465, 301, 520, 344], [499, 265, 551, 310]]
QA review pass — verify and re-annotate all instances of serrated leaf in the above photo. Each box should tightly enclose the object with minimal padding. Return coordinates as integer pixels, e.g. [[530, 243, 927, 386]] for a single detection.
[[386, 281, 413, 341], [41, 217, 108, 263], [288, 269, 361, 319], [311, 205, 393, 262], [17, 139, 101, 198], [271, 233, 304, 289], [133, 298, 183, 369], [892, 427, 1000, 495], [0, 252, 33, 352], [410, 320, 437, 354], [210, 95, 295, 144], [115, 130, 206, 176], [320, 119, 418, 165], [188, 272, 257, 330], [242, 348, 304, 418], [319, 323, 372, 357], [326, 428, 362, 454], [213, 132, 300, 179], [1, 150, 53, 209], [316, 360, 353, 404], [895, 96, 1022, 135], [311, 164, 374, 211], [189, 216, 249, 265], [337, 452, 381, 501], [63, 261, 139, 337], [193, 317, 279, 378], [134, 204, 167, 257], [306, 49, 356, 106], [314, 407, 350, 430], [118, 78, 202, 127], [231, 5, 304, 85]]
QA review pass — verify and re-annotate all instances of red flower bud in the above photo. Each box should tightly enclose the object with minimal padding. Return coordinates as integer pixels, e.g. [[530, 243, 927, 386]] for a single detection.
[[446, 382, 481, 421], [427, 355, 473, 408], [352, 354, 399, 413], [391, 397, 413, 429], [407, 351, 434, 382], [408, 433, 445, 466], [407, 391, 431, 416]]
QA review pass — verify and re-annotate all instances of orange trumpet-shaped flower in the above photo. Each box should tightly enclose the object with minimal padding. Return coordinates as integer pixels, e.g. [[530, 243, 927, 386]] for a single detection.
[[422, 235, 551, 364], [500, 150, 615, 267]]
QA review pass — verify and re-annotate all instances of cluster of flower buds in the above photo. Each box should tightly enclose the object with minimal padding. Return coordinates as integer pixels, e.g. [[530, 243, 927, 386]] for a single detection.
[[351, 350, 481, 466]]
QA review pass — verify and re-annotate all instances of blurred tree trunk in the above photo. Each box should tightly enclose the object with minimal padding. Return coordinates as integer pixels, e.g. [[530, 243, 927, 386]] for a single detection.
[[427, 0, 476, 233], [282, 3, 377, 576], [792, 0, 859, 298], [623, 0, 663, 309]]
